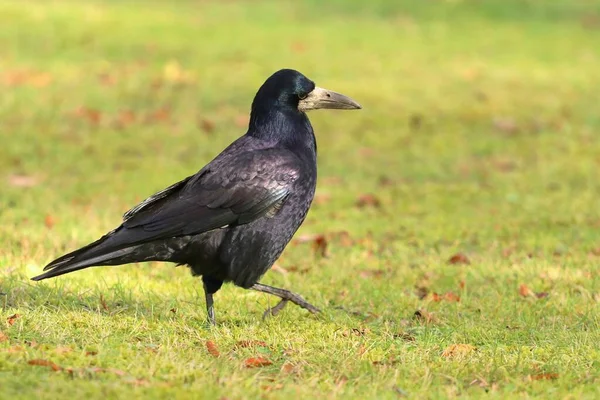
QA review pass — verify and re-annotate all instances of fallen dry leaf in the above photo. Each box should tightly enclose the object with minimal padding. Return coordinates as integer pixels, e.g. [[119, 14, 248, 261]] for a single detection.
[[261, 383, 283, 392], [85, 351, 98, 356], [99, 295, 109, 311], [529, 373, 559, 381], [492, 117, 519, 135], [442, 344, 476, 358], [54, 346, 72, 355], [243, 356, 272, 368], [291, 42, 307, 53], [311, 235, 328, 257], [5, 346, 24, 353], [7, 314, 20, 326], [448, 253, 470, 265], [114, 110, 136, 128], [313, 192, 332, 206], [0, 331, 8, 342], [235, 340, 268, 349], [206, 340, 220, 357], [355, 194, 381, 209], [28, 359, 62, 371], [394, 332, 415, 342], [414, 309, 434, 323], [44, 215, 56, 229], [415, 286, 429, 300], [359, 269, 385, 279], [280, 362, 295, 374], [235, 115, 250, 128], [75, 107, 102, 125], [198, 119, 215, 133], [7, 174, 39, 188], [431, 292, 461, 302], [519, 284, 534, 297], [145, 108, 170, 123], [271, 264, 288, 274]]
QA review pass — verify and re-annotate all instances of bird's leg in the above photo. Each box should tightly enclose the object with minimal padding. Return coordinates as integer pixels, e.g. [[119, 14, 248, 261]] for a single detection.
[[203, 282, 216, 326], [251, 283, 320, 319]]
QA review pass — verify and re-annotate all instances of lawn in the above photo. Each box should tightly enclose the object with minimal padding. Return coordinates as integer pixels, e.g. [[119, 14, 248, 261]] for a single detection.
[[1, 0, 600, 398]]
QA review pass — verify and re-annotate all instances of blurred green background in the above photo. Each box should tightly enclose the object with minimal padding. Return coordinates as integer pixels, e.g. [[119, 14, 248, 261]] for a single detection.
[[1, 1, 599, 398]]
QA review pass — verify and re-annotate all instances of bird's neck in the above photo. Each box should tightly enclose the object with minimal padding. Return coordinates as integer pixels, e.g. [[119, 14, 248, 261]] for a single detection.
[[248, 107, 317, 157]]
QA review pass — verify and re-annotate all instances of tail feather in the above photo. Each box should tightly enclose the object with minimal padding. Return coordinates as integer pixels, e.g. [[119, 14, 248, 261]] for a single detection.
[[32, 228, 142, 281], [31, 246, 141, 281]]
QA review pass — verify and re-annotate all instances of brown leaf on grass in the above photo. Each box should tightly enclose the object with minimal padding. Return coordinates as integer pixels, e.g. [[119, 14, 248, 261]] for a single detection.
[[44, 215, 56, 229], [261, 383, 283, 392], [145, 108, 170, 124], [529, 373, 559, 381], [335, 375, 348, 387], [313, 192, 332, 205], [519, 284, 534, 297], [198, 119, 215, 134], [393, 332, 415, 342], [54, 346, 72, 355], [441, 344, 476, 358], [0, 331, 8, 342], [99, 295, 109, 311], [270, 264, 288, 274], [493, 117, 519, 135], [312, 235, 328, 257], [355, 194, 381, 209], [8, 174, 39, 188], [378, 175, 395, 187], [431, 292, 461, 302], [85, 351, 98, 356], [114, 110, 136, 128], [3, 70, 52, 87], [170, 308, 177, 314], [291, 42, 307, 53], [128, 378, 150, 387], [235, 340, 268, 349], [280, 362, 295, 374], [359, 269, 385, 279], [415, 286, 429, 300], [448, 253, 470, 265], [206, 340, 220, 357], [75, 107, 102, 125], [341, 327, 370, 337], [87, 367, 127, 376], [28, 359, 62, 371], [330, 230, 353, 247], [459, 280, 466, 289], [535, 292, 549, 299], [322, 176, 343, 185], [235, 115, 250, 128], [413, 309, 434, 323], [243, 356, 272, 368], [7, 314, 20, 326], [589, 247, 600, 257]]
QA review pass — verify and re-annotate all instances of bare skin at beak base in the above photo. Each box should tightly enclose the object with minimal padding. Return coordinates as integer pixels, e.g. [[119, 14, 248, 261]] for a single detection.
[[298, 86, 362, 111]]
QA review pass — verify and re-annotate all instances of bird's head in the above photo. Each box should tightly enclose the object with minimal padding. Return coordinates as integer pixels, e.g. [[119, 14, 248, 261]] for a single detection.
[[251, 69, 361, 115]]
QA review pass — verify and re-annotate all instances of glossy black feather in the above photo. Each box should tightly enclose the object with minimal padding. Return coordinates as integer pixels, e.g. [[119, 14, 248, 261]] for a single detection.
[[32, 69, 319, 291]]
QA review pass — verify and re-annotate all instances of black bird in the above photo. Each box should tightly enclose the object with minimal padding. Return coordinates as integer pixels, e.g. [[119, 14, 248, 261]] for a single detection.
[[32, 69, 361, 325]]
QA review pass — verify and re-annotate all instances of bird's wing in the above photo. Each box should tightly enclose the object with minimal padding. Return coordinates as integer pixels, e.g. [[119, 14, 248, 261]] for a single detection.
[[121, 148, 301, 240]]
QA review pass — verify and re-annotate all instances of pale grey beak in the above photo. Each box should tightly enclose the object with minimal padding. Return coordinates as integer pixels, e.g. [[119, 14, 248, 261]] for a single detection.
[[298, 86, 362, 111]]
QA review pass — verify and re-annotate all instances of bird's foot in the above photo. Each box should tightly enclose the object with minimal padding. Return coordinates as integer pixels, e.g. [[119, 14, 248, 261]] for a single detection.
[[251, 283, 320, 318]]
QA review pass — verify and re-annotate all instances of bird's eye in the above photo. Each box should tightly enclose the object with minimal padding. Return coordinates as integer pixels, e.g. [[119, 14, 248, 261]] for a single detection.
[[298, 93, 308, 100]]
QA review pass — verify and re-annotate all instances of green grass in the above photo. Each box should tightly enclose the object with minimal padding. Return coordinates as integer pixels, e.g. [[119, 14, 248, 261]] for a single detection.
[[1, 0, 600, 398]]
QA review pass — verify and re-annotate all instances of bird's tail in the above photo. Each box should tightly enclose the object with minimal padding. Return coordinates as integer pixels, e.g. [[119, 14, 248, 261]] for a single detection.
[[31, 232, 147, 281]]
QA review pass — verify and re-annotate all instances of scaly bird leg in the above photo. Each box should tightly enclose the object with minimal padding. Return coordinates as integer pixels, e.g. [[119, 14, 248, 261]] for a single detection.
[[203, 282, 216, 326], [251, 282, 320, 319]]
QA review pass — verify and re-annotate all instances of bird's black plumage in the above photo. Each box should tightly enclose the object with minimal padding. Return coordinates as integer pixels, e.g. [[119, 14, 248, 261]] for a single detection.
[[32, 69, 361, 324]]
